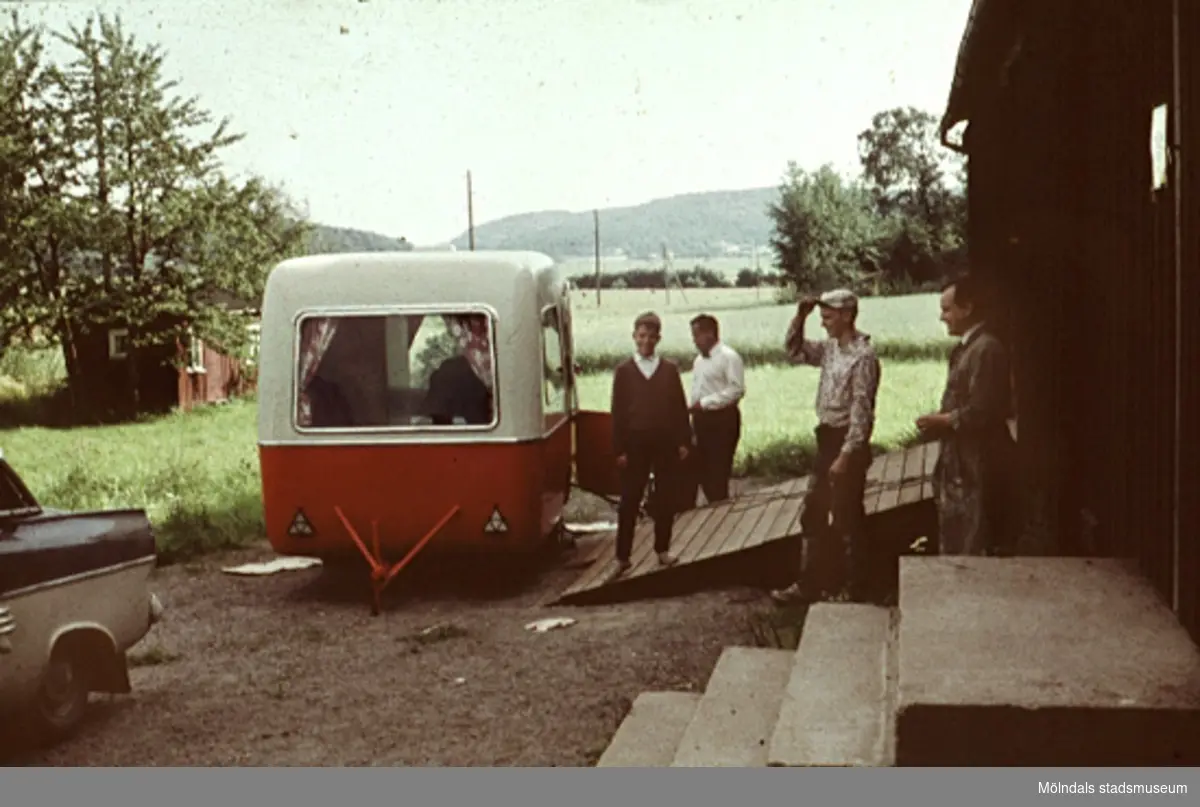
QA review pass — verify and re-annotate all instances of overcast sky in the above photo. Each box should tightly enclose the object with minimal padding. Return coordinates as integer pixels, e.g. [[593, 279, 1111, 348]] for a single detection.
[[17, 0, 972, 244]]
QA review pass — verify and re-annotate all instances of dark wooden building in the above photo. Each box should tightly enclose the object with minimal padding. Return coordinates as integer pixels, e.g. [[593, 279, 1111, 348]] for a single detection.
[[80, 293, 259, 417], [940, 0, 1198, 641]]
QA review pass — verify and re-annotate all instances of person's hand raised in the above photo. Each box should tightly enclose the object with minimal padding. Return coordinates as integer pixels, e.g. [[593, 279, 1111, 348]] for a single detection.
[[796, 296, 819, 317]]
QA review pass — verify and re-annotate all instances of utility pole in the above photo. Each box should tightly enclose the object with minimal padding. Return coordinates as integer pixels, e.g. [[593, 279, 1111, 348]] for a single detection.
[[467, 170, 476, 251], [752, 243, 761, 301], [662, 242, 670, 305], [661, 243, 687, 305], [593, 209, 602, 307]]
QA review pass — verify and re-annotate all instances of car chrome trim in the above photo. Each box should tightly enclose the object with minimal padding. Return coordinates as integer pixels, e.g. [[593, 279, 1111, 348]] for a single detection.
[[1, 555, 155, 600]]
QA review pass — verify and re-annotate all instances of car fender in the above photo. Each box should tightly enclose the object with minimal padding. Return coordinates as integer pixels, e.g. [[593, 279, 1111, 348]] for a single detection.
[[46, 622, 131, 695]]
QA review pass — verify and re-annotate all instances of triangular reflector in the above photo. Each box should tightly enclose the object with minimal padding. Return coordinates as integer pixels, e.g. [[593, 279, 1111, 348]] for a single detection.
[[288, 509, 315, 537], [483, 506, 508, 534]]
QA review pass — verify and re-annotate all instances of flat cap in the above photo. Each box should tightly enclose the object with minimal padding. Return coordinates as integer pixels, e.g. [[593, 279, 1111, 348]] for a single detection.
[[818, 288, 859, 310]]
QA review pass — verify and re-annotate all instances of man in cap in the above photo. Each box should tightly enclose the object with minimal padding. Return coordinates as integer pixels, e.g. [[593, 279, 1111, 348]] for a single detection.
[[771, 288, 881, 604]]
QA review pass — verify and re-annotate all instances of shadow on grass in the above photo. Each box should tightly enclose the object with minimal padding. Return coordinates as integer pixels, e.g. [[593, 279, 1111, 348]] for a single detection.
[[575, 338, 954, 375], [154, 487, 266, 566], [0, 385, 235, 430]]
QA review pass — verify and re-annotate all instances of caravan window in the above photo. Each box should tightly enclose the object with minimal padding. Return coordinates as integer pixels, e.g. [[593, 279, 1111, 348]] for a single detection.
[[294, 310, 497, 430], [541, 305, 568, 424]]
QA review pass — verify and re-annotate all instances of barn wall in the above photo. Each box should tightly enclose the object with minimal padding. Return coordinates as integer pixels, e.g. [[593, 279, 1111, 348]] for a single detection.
[[75, 327, 179, 417], [176, 342, 256, 413], [963, 0, 1199, 642], [1176, 0, 1200, 644]]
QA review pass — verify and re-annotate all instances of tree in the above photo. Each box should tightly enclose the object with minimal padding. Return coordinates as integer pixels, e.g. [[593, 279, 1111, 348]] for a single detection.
[[767, 162, 882, 297], [0, 12, 309, 413], [0, 12, 87, 373], [857, 106, 967, 285]]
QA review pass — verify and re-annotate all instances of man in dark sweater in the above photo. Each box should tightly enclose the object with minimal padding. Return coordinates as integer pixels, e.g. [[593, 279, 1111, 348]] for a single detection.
[[607, 311, 692, 580]]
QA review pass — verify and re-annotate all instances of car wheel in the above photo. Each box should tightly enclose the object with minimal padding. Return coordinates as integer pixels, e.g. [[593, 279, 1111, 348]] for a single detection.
[[32, 653, 90, 741]]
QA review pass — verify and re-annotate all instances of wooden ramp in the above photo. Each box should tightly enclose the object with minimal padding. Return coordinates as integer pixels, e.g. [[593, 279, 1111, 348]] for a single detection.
[[551, 441, 940, 606]]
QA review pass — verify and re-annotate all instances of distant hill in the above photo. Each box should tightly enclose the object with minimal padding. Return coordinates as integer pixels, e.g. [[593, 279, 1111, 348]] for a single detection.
[[307, 224, 414, 253], [447, 187, 778, 259]]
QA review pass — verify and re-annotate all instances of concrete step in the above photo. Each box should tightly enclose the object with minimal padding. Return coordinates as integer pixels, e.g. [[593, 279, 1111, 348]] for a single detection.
[[895, 556, 1200, 766], [596, 691, 702, 767], [671, 646, 794, 767], [767, 603, 895, 767]]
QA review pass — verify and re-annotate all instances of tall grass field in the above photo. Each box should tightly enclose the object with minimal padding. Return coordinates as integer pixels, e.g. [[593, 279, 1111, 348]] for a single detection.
[[0, 289, 951, 561]]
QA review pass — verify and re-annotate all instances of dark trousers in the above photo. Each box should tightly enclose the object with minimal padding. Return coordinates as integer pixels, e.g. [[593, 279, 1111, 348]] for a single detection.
[[616, 430, 680, 561], [692, 406, 741, 503], [799, 424, 871, 592]]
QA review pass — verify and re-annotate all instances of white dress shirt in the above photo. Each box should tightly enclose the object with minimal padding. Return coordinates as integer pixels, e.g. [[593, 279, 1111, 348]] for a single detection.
[[634, 353, 660, 379], [690, 341, 746, 411]]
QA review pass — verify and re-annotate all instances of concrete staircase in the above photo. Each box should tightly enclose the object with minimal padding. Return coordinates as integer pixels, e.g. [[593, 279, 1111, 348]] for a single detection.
[[596, 603, 896, 767], [596, 556, 1200, 767]]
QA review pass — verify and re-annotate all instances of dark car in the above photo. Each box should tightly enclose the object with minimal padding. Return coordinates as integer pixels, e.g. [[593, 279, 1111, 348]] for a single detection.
[[0, 448, 164, 744]]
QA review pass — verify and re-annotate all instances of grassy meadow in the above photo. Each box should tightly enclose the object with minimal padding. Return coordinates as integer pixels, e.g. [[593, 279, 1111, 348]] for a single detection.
[[0, 288, 951, 561]]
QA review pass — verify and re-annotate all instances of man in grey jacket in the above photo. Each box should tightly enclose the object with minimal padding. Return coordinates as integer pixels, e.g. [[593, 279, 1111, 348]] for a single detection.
[[915, 274, 1017, 556]]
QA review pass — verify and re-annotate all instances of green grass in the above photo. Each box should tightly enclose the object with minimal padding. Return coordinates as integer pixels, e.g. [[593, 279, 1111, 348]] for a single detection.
[[575, 362, 943, 477], [569, 288, 954, 373], [0, 290, 949, 561], [1, 399, 264, 564]]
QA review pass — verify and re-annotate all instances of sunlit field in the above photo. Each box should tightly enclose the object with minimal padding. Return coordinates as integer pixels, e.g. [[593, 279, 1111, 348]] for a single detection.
[[568, 288, 953, 372]]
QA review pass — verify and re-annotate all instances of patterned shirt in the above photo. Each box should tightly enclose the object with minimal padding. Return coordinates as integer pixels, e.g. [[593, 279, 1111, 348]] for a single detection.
[[784, 320, 881, 454]]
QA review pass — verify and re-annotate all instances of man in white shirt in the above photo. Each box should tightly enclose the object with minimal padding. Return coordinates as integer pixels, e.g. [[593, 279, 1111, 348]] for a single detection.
[[688, 314, 746, 503]]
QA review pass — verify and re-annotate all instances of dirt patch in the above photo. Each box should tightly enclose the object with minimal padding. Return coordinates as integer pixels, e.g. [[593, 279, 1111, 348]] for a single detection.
[[1, 524, 781, 766]]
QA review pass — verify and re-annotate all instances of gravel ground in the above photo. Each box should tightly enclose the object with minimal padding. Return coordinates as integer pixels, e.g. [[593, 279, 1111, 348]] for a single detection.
[[0, 529, 776, 767]]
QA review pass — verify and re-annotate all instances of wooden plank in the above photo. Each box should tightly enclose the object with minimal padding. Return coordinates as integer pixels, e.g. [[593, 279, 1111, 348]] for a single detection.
[[561, 528, 625, 595], [627, 505, 712, 578], [741, 477, 807, 551], [564, 505, 690, 596], [691, 489, 777, 563], [905, 444, 922, 475], [897, 446, 927, 506], [873, 451, 909, 514], [865, 452, 888, 487], [676, 500, 740, 565], [897, 478, 926, 506], [555, 442, 947, 602], [717, 483, 799, 556], [923, 442, 940, 475], [862, 453, 890, 514], [759, 476, 812, 544]]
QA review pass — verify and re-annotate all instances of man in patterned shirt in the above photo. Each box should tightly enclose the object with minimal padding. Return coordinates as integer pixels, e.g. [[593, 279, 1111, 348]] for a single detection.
[[771, 288, 881, 604]]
